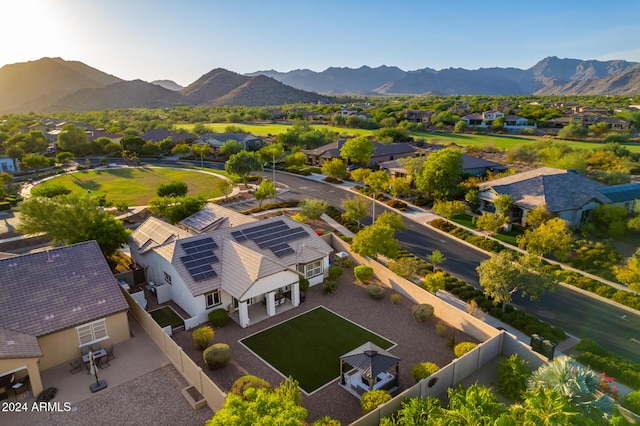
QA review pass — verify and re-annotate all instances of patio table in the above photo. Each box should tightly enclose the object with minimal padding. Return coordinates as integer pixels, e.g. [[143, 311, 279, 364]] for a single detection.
[[82, 348, 107, 363]]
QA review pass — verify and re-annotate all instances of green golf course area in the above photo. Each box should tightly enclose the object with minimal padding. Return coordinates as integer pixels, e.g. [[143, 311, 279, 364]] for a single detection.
[[34, 167, 226, 205]]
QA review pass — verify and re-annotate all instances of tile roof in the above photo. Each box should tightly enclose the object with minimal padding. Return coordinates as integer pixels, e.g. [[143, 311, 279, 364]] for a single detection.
[[140, 129, 196, 143], [0, 241, 128, 339], [304, 139, 415, 158], [478, 167, 609, 212], [130, 209, 333, 298], [129, 216, 190, 254], [598, 184, 640, 203], [179, 202, 257, 234], [0, 328, 42, 359]]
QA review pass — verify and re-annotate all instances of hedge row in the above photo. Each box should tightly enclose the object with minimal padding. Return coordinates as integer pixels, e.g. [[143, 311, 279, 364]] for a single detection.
[[574, 339, 640, 389], [240, 201, 300, 214]]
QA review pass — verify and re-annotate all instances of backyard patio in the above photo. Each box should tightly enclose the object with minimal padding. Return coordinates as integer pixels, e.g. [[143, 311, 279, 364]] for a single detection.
[[172, 266, 478, 424]]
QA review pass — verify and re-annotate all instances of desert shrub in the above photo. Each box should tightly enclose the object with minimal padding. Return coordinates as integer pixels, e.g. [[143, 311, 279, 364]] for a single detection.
[[208, 308, 229, 328], [412, 304, 434, 322], [328, 266, 344, 280], [412, 362, 440, 382], [342, 258, 353, 267], [435, 321, 450, 338], [31, 183, 72, 198], [203, 343, 231, 369], [310, 416, 341, 426], [354, 265, 374, 283], [391, 293, 402, 304], [157, 180, 188, 197], [497, 354, 530, 400], [367, 284, 386, 300], [454, 342, 478, 358], [323, 280, 338, 294], [387, 199, 408, 211], [230, 375, 271, 397], [361, 389, 392, 414], [622, 391, 640, 414], [298, 276, 310, 292], [192, 326, 214, 351]]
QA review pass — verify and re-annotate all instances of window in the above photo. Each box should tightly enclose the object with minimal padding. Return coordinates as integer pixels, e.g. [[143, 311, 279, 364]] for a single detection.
[[77, 319, 108, 347], [164, 272, 172, 285], [205, 290, 221, 309], [297, 260, 323, 279]]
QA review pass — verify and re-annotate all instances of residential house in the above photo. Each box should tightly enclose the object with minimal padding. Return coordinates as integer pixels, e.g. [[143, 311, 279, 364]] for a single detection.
[[140, 129, 196, 144], [0, 241, 130, 398], [477, 167, 640, 225], [304, 139, 415, 167], [128, 203, 333, 328], [402, 109, 432, 124], [0, 156, 16, 173], [380, 152, 506, 179], [461, 111, 535, 130], [194, 133, 263, 151]]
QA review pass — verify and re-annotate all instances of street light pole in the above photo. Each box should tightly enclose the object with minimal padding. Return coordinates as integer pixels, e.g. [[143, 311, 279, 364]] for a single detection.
[[272, 152, 276, 202]]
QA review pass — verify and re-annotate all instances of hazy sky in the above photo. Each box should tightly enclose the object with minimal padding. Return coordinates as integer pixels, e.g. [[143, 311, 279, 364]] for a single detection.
[[2, 0, 640, 86]]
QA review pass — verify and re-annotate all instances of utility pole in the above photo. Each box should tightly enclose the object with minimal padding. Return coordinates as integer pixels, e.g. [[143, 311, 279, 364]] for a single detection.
[[272, 152, 277, 202]]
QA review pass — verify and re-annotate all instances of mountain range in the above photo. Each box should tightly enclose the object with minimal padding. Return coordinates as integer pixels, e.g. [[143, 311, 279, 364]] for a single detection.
[[1, 56, 639, 114]]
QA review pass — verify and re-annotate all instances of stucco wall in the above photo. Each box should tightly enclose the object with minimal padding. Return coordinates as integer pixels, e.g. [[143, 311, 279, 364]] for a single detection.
[[0, 358, 43, 397]]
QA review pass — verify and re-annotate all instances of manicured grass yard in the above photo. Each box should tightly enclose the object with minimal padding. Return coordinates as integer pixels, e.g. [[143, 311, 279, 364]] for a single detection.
[[149, 306, 185, 329], [241, 307, 394, 393], [493, 229, 521, 246], [450, 214, 477, 229], [35, 167, 225, 205]]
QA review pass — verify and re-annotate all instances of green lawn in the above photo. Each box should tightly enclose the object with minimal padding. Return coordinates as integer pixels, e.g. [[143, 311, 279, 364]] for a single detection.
[[176, 122, 640, 153], [450, 214, 477, 229], [241, 307, 394, 393], [493, 229, 522, 246], [35, 167, 225, 205], [149, 306, 184, 329]]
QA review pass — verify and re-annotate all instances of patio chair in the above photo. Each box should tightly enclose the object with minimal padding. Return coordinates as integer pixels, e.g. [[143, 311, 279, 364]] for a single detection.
[[102, 345, 115, 367], [69, 358, 83, 374], [90, 343, 102, 352]]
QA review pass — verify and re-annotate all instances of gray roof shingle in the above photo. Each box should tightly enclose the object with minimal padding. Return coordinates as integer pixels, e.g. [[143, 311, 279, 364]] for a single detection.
[[0, 241, 129, 339]]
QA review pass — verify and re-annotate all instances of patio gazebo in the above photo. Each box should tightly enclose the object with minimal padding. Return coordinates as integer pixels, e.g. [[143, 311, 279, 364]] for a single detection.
[[339, 342, 399, 396]]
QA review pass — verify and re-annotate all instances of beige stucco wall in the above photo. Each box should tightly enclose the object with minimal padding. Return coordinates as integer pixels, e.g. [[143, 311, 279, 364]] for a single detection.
[[37, 311, 130, 371], [0, 357, 43, 396]]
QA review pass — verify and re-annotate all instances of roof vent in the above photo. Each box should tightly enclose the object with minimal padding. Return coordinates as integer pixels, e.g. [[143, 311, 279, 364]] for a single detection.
[[7, 340, 15, 346]]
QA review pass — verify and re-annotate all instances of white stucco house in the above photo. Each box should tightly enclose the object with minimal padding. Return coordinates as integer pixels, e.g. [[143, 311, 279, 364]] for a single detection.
[[478, 167, 640, 226], [461, 110, 535, 130], [128, 203, 333, 328]]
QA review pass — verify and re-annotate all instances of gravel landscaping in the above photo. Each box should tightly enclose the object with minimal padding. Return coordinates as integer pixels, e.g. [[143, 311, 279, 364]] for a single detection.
[[172, 267, 478, 424]]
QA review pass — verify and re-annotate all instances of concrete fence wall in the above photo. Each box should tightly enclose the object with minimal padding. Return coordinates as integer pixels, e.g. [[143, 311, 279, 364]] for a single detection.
[[349, 332, 529, 426], [123, 291, 226, 412]]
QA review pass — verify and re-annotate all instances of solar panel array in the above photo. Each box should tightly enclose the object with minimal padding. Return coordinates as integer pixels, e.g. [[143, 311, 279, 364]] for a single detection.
[[231, 220, 308, 257], [180, 237, 219, 281]]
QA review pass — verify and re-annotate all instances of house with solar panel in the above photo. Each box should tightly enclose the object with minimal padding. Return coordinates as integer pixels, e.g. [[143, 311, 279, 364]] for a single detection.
[[128, 203, 333, 328], [477, 167, 640, 226]]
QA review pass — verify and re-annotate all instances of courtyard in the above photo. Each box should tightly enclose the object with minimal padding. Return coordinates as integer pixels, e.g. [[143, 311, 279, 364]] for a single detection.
[[172, 266, 477, 424]]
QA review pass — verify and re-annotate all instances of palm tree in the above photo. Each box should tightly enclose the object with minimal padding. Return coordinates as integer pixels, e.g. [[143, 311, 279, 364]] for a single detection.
[[527, 356, 613, 423]]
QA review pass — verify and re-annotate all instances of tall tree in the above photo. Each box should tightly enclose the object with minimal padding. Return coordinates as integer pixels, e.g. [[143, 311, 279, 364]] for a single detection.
[[476, 251, 556, 312], [517, 217, 573, 260], [21, 154, 50, 171], [254, 179, 276, 207], [57, 123, 88, 153], [18, 193, 130, 257], [351, 223, 399, 259], [364, 170, 391, 195], [342, 195, 369, 228], [494, 194, 515, 219], [225, 151, 263, 187], [432, 200, 468, 219], [321, 158, 347, 179], [415, 148, 463, 199], [257, 143, 285, 165], [220, 139, 243, 156], [216, 179, 233, 202], [339, 136, 374, 165]]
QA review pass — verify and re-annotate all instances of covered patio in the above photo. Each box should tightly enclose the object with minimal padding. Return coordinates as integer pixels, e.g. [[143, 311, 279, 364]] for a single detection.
[[339, 341, 400, 399]]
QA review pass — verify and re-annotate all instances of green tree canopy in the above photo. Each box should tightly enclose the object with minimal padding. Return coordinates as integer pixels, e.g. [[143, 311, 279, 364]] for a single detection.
[[298, 198, 327, 220], [157, 180, 188, 197], [220, 139, 243, 156], [364, 170, 391, 195], [415, 148, 463, 199], [21, 154, 50, 171], [256, 143, 285, 164], [431, 200, 467, 219], [374, 211, 406, 231], [17, 193, 130, 257], [148, 195, 207, 224], [342, 195, 369, 228], [57, 124, 88, 153], [517, 217, 573, 260], [321, 158, 347, 179], [254, 179, 276, 207], [477, 251, 556, 312], [350, 168, 371, 183], [285, 152, 306, 168], [351, 223, 399, 259], [494, 194, 515, 218], [474, 213, 508, 235], [225, 151, 263, 186], [339, 136, 374, 165]]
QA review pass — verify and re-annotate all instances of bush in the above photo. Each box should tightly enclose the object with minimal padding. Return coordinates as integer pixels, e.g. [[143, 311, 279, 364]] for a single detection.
[[497, 354, 530, 400], [342, 258, 353, 267], [230, 375, 271, 397], [435, 321, 450, 338], [203, 343, 231, 369], [328, 266, 344, 280], [310, 416, 341, 426], [412, 304, 434, 322], [354, 265, 374, 284], [454, 342, 478, 358], [192, 326, 214, 351], [0, 202, 10, 211], [298, 276, 310, 293], [412, 362, 440, 382], [208, 308, 229, 328], [30, 183, 71, 198], [391, 293, 402, 304], [157, 180, 188, 197], [387, 199, 408, 211], [323, 280, 338, 294], [367, 284, 386, 300], [361, 389, 392, 414], [622, 391, 640, 415]]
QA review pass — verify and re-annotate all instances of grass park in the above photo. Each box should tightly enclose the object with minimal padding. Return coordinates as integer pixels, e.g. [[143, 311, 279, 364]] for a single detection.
[[175, 122, 640, 153], [241, 307, 394, 393], [35, 167, 227, 205]]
